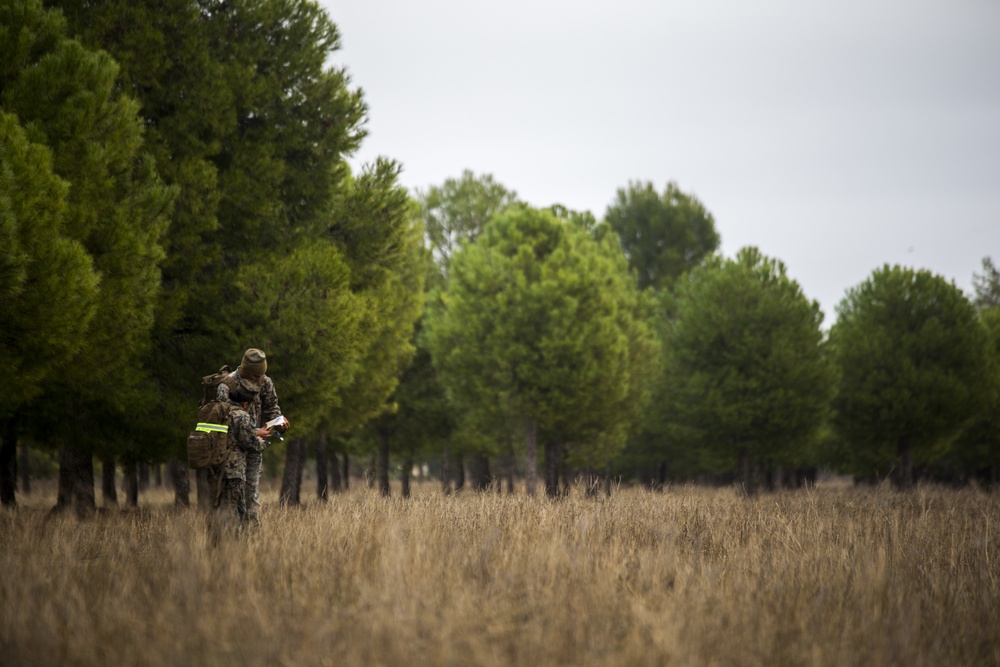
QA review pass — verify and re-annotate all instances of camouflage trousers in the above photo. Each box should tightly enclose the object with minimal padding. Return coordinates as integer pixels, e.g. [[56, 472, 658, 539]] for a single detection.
[[245, 449, 263, 528], [211, 478, 246, 540]]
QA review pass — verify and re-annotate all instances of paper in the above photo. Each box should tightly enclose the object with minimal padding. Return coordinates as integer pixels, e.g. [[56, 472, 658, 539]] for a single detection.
[[266, 415, 288, 430]]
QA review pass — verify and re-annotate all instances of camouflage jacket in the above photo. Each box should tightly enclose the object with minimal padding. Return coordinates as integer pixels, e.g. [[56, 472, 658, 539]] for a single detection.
[[219, 406, 261, 481], [216, 366, 283, 430]]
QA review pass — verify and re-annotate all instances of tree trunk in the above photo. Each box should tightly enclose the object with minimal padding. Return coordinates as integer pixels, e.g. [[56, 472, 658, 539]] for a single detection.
[[153, 464, 162, 487], [737, 447, 756, 497], [895, 443, 914, 490], [19, 438, 30, 495], [169, 458, 190, 507], [56, 445, 72, 510], [454, 452, 465, 493], [342, 451, 350, 490], [559, 447, 570, 497], [280, 438, 306, 506], [316, 433, 329, 501], [196, 468, 212, 510], [775, 467, 788, 491], [377, 429, 390, 497], [544, 441, 559, 498], [138, 463, 149, 491], [328, 447, 342, 493], [101, 457, 118, 507], [441, 442, 452, 495], [657, 461, 668, 491], [123, 459, 139, 508], [366, 453, 376, 489], [401, 450, 413, 499], [503, 448, 516, 494], [470, 451, 491, 492], [295, 439, 307, 502], [0, 418, 17, 508], [524, 420, 538, 496], [56, 443, 96, 517]]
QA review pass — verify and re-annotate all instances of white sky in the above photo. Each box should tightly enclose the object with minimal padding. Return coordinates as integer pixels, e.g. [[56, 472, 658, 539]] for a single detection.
[[321, 0, 1000, 324]]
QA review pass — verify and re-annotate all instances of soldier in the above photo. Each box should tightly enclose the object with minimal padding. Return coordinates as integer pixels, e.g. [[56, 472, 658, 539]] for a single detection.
[[216, 347, 289, 528], [211, 384, 262, 538]]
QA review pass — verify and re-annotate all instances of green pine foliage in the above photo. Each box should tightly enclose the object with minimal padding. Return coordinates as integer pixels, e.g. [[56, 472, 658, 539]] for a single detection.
[[829, 265, 992, 483], [4, 0, 995, 494], [425, 206, 658, 478], [0, 111, 99, 416], [932, 307, 1000, 483], [53, 0, 235, 453], [1, 0, 172, 460], [53, 0, 372, 464], [973, 257, 1000, 310], [417, 169, 520, 270], [205, 0, 366, 259], [605, 180, 720, 291], [378, 342, 454, 462], [321, 159, 427, 435], [229, 236, 366, 435], [653, 247, 832, 482]]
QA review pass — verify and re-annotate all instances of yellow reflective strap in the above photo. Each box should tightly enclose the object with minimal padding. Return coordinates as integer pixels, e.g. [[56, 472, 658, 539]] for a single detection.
[[196, 422, 229, 434]]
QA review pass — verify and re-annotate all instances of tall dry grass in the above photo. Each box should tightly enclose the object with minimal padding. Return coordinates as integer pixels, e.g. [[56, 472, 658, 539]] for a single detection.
[[1, 480, 998, 667]]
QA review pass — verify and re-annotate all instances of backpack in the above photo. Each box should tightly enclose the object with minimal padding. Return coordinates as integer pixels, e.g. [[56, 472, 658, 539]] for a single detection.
[[199, 365, 235, 407], [187, 401, 236, 469], [187, 366, 237, 470]]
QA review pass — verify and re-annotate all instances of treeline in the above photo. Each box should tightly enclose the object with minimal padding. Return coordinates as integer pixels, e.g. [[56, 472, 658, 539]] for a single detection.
[[386, 175, 999, 497], [0, 0, 424, 511], [1, 1, 997, 512]]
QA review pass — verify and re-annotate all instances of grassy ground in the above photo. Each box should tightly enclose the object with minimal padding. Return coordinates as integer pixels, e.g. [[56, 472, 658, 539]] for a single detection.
[[1, 480, 998, 666]]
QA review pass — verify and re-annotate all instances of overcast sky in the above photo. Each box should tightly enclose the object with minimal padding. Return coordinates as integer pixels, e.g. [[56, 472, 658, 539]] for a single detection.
[[321, 0, 1000, 323]]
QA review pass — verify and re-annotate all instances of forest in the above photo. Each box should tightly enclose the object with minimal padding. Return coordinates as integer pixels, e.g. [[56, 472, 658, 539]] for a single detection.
[[1, 0, 999, 514]]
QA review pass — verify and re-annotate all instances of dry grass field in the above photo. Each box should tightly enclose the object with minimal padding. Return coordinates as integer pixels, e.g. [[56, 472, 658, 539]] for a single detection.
[[1, 480, 998, 667]]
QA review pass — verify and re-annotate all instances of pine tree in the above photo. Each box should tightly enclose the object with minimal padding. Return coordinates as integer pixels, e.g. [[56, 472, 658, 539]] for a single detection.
[[1, 0, 172, 513], [55, 0, 370, 501], [605, 180, 719, 290], [417, 169, 519, 270], [933, 308, 1000, 486], [273, 159, 426, 503], [425, 207, 657, 495], [323, 159, 427, 435], [830, 265, 991, 488], [654, 247, 832, 494], [0, 112, 100, 506]]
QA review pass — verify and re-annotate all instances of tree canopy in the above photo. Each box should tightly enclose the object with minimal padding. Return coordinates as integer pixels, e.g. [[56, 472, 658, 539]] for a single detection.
[[50, 0, 391, 459], [425, 206, 658, 494], [934, 307, 1000, 484], [2, 0, 172, 430], [0, 111, 99, 418], [650, 247, 832, 492], [0, 0, 432, 510], [829, 265, 991, 487], [605, 180, 719, 291], [417, 169, 519, 271], [973, 257, 1000, 310]]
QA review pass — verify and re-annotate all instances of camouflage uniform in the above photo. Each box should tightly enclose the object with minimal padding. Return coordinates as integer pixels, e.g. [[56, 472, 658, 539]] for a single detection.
[[216, 367, 283, 525], [211, 406, 260, 535]]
